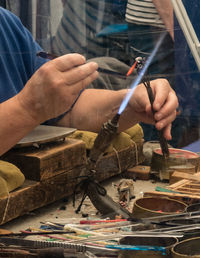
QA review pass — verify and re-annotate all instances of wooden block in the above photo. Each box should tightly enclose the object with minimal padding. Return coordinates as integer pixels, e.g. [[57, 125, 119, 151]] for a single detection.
[[170, 171, 200, 184], [168, 179, 190, 189], [2, 139, 86, 181], [2, 135, 144, 182], [167, 178, 200, 197], [96, 140, 144, 180], [125, 165, 150, 180], [0, 166, 84, 225]]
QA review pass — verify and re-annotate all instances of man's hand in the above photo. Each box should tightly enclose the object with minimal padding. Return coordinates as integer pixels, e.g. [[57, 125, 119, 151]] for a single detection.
[[16, 53, 98, 124], [130, 79, 178, 140]]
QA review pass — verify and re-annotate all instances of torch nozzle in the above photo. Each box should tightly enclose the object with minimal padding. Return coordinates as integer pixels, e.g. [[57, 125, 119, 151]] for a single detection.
[[110, 113, 120, 126], [88, 113, 121, 170]]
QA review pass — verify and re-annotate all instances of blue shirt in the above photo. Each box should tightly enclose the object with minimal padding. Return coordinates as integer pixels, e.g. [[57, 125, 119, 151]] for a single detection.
[[0, 7, 46, 103]]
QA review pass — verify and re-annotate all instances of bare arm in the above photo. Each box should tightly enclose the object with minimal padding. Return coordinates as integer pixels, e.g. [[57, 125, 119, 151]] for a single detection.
[[153, 0, 174, 40], [58, 79, 178, 140], [0, 54, 98, 156], [0, 96, 40, 155], [0, 55, 178, 156]]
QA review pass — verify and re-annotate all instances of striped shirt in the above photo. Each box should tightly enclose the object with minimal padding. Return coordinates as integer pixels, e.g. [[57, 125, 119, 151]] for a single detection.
[[52, 0, 119, 58], [126, 0, 164, 27]]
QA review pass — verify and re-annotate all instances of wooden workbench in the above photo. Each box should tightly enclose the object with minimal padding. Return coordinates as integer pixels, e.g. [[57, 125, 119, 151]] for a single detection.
[[0, 137, 144, 225]]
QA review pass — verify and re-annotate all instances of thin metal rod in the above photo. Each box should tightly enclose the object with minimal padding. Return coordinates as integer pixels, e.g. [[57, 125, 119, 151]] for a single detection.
[[67, 232, 183, 244], [36, 51, 129, 79], [142, 210, 200, 221]]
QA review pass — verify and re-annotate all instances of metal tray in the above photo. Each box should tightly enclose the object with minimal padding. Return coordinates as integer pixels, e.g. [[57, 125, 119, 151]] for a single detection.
[[15, 125, 76, 148]]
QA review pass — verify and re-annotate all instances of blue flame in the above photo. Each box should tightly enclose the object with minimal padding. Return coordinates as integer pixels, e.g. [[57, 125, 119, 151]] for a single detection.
[[118, 32, 167, 115]]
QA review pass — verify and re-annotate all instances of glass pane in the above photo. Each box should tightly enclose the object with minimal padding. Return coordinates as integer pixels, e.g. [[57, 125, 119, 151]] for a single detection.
[[2, 0, 200, 150]]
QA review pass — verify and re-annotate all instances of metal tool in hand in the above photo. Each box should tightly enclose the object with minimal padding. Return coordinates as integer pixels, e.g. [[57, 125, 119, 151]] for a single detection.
[[135, 57, 169, 158], [37, 51, 132, 80]]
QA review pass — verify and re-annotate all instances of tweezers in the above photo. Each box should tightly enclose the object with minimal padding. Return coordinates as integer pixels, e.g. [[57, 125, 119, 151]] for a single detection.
[[143, 77, 169, 158], [36, 51, 129, 79], [133, 57, 169, 158]]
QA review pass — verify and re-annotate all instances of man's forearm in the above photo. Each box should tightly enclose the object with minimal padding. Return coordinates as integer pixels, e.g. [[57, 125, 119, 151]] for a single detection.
[[153, 0, 174, 40], [58, 88, 138, 132], [0, 97, 38, 155]]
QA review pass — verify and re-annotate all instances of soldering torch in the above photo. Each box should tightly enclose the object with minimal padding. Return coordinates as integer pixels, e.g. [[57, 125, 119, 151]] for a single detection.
[[87, 113, 120, 172]]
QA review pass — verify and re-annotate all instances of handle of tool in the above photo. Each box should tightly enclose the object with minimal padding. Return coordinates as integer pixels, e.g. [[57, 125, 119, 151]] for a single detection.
[[145, 84, 169, 158], [146, 85, 155, 113], [37, 247, 65, 258]]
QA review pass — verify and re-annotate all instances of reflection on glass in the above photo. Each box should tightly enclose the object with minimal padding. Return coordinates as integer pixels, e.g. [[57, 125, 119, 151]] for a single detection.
[[1, 0, 200, 149]]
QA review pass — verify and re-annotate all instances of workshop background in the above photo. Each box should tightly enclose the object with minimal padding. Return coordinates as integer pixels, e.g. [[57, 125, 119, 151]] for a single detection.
[[1, 1, 200, 257]]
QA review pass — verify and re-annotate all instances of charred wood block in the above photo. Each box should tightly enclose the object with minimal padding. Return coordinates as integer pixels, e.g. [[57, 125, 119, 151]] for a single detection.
[[2, 139, 86, 181], [0, 166, 84, 225], [95, 140, 144, 180]]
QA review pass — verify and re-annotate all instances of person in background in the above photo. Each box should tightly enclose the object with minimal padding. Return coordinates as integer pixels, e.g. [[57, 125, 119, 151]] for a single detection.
[[0, 7, 178, 156], [52, 0, 129, 63], [51, 0, 174, 82], [126, 0, 174, 79], [51, 0, 132, 92]]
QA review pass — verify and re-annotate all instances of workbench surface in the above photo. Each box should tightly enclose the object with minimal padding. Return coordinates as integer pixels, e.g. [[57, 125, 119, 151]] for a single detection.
[[1, 176, 166, 232]]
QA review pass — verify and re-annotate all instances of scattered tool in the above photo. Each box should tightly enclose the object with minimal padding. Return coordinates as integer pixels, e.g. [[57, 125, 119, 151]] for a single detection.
[[117, 179, 135, 206], [0, 237, 118, 255], [0, 230, 74, 237]]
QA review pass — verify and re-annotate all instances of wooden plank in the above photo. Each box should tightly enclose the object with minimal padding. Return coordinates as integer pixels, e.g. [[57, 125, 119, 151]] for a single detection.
[[177, 189, 200, 194], [170, 171, 200, 184], [176, 185, 200, 190], [169, 180, 200, 189], [180, 184, 200, 189], [167, 176, 200, 196], [2, 139, 86, 181], [168, 179, 190, 189], [169, 190, 200, 196]]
